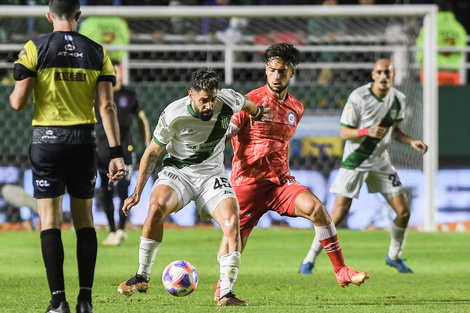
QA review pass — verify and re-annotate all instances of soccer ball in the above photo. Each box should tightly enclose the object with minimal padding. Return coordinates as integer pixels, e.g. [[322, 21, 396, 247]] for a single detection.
[[162, 260, 198, 297]]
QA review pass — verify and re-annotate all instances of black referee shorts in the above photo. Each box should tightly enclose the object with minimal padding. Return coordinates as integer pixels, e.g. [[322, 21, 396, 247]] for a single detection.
[[30, 143, 97, 199]]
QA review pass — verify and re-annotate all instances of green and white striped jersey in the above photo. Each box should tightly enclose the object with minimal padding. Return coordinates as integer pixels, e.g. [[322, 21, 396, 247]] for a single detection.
[[153, 88, 245, 175], [340, 83, 406, 171]]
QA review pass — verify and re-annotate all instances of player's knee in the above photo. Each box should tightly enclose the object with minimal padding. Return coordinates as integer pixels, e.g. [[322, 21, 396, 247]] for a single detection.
[[147, 200, 169, 224], [396, 206, 410, 222], [310, 201, 326, 220], [220, 213, 240, 237]]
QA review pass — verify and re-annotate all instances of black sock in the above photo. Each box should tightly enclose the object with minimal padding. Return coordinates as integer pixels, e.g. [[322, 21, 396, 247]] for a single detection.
[[76, 227, 97, 304], [40, 229, 66, 308], [103, 185, 116, 232]]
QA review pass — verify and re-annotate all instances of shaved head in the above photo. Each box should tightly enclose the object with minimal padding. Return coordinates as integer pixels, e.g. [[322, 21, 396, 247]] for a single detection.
[[371, 59, 396, 98], [373, 58, 395, 74]]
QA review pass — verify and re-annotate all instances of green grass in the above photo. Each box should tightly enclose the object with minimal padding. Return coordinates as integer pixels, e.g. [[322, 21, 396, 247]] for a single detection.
[[1, 227, 469, 312]]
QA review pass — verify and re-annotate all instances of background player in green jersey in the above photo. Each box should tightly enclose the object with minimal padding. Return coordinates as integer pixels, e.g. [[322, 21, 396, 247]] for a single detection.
[[299, 59, 428, 275]]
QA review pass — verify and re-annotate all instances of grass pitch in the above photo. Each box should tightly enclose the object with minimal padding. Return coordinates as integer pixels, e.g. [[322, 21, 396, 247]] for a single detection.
[[0, 227, 469, 313]]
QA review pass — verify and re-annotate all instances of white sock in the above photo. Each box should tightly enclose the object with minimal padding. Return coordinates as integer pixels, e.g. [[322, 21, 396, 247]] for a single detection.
[[302, 235, 324, 264], [219, 252, 240, 298], [137, 237, 160, 280], [302, 222, 337, 264], [388, 224, 407, 260], [314, 221, 337, 241]]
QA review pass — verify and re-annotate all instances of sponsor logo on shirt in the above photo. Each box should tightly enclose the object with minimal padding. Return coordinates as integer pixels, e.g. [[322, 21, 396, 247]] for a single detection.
[[41, 129, 57, 140], [287, 112, 296, 126], [55, 72, 86, 82]]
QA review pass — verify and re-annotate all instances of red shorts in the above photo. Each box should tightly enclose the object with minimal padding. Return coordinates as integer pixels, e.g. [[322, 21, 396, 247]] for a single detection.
[[234, 177, 310, 239]]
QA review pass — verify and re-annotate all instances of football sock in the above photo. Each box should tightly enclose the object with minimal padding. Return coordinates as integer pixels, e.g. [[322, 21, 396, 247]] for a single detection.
[[219, 252, 240, 298], [40, 228, 66, 308], [76, 227, 97, 304], [302, 236, 323, 264], [102, 185, 116, 232], [137, 237, 160, 280], [315, 222, 345, 273], [388, 223, 407, 260]]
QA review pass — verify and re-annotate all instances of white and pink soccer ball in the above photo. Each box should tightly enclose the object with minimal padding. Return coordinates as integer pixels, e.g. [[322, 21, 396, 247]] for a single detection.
[[162, 260, 198, 297]]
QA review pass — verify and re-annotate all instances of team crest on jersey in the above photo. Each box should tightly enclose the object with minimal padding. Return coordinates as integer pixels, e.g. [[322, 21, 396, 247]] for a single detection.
[[390, 109, 397, 119], [287, 112, 296, 126], [118, 97, 129, 108]]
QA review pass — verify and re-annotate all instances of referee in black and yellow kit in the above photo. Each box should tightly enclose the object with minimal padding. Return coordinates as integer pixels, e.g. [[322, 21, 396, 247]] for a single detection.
[[9, 1, 125, 313]]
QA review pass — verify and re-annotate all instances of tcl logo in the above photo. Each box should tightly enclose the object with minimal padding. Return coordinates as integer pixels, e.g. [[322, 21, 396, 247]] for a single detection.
[[35, 180, 50, 187]]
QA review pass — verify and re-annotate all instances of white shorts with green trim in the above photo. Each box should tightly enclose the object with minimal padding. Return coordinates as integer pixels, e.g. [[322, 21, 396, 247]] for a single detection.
[[154, 166, 237, 221], [329, 165, 405, 200]]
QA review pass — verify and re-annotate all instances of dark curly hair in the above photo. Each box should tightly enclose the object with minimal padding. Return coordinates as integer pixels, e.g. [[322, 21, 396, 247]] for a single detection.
[[190, 68, 219, 92], [263, 42, 300, 69]]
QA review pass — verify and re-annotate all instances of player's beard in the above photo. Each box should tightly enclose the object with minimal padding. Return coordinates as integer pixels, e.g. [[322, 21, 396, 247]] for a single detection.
[[194, 106, 213, 121]]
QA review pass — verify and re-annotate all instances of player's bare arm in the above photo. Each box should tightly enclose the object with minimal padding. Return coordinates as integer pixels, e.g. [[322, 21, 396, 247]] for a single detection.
[[242, 96, 264, 121], [340, 120, 386, 141], [122, 140, 165, 216], [391, 122, 428, 154], [9, 76, 35, 111]]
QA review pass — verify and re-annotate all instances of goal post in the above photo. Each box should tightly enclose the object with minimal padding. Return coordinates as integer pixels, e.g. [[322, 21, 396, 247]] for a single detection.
[[0, 4, 438, 231]]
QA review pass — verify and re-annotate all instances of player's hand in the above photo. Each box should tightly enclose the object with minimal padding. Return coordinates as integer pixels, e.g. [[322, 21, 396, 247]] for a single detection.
[[251, 102, 272, 125], [368, 120, 386, 139], [107, 157, 126, 184], [411, 140, 428, 155], [122, 191, 140, 217]]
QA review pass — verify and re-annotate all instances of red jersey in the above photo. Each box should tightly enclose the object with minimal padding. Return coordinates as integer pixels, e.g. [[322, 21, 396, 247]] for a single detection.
[[230, 85, 304, 186]]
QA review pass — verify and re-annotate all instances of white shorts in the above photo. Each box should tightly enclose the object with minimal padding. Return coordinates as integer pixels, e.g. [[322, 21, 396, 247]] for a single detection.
[[330, 166, 405, 200], [154, 167, 237, 221]]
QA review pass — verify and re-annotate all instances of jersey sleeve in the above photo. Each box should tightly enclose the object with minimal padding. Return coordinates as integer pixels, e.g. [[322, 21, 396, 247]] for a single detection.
[[152, 110, 173, 146], [98, 48, 116, 85], [340, 96, 360, 128], [218, 88, 246, 114], [13, 40, 38, 80]]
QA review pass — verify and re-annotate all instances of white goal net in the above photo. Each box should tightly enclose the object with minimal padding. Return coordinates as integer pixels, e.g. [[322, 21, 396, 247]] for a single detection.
[[0, 5, 437, 230]]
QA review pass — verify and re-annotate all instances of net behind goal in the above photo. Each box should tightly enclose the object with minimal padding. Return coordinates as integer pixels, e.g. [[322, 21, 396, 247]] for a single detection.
[[0, 5, 437, 230]]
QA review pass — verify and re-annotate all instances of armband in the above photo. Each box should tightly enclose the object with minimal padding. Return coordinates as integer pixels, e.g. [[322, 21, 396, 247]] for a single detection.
[[253, 106, 264, 121], [109, 145, 123, 159], [357, 128, 369, 137]]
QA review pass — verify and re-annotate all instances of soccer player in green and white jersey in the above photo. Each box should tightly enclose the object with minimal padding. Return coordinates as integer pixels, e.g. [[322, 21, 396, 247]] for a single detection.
[[299, 59, 428, 274], [117, 68, 264, 306]]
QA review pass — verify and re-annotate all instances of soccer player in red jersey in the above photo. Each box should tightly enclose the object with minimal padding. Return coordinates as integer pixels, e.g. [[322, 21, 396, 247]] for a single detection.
[[213, 43, 369, 300]]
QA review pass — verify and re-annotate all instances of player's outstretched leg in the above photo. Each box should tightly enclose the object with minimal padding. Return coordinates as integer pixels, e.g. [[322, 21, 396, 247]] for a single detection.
[[314, 221, 370, 287], [335, 266, 370, 287], [385, 255, 413, 273]]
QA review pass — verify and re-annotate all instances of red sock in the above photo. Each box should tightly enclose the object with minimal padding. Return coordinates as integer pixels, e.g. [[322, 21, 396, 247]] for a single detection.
[[319, 234, 345, 273]]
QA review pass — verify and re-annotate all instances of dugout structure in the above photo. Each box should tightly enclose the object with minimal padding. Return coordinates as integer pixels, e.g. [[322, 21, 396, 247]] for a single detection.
[[0, 4, 437, 231]]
